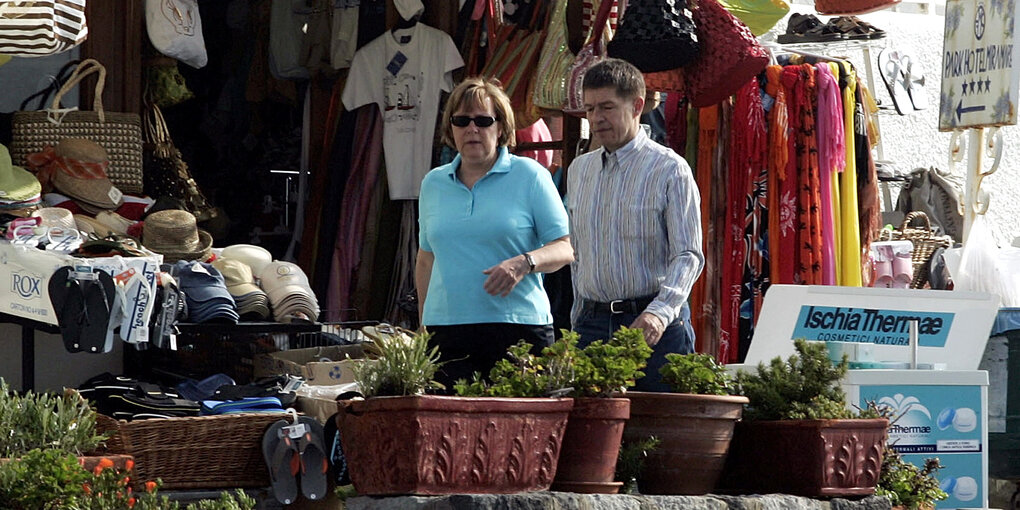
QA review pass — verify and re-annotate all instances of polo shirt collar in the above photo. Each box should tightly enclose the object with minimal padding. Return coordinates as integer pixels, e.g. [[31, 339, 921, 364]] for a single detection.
[[600, 128, 648, 170], [445, 146, 512, 182]]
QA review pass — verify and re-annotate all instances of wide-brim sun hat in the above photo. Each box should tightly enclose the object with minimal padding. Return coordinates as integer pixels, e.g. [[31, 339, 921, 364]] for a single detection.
[[51, 170, 123, 210], [144, 210, 213, 263], [0, 144, 43, 203]]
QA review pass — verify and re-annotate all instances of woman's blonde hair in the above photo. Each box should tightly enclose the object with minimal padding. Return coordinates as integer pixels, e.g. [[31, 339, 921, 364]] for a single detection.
[[440, 76, 516, 148]]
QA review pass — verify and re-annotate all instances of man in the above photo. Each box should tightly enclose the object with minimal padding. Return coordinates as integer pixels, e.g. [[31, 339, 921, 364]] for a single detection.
[[567, 58, 705, 392]]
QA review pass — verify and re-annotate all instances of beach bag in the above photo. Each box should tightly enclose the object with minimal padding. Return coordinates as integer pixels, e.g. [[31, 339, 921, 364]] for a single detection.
[[145, 0, 209, 69], [682, 0, 769, 107], [479, 0, 547, 128], [0, 0, 88, 56], [532, 0, 574, 110], [11, 59, 144, 194], [563, 0, 614, 115], [607, 0, 700, 73]]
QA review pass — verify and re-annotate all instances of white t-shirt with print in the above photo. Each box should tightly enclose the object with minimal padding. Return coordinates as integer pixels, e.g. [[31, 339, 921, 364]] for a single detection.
[[342, 23, 464, 200]]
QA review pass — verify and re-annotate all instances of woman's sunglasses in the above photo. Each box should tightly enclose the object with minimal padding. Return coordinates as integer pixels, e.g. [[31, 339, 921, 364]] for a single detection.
[[451, 115, 497, 128]]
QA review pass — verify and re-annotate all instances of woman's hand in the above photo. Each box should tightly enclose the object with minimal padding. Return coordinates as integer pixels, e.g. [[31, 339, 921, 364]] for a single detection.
[[482, 255, 530, 297]]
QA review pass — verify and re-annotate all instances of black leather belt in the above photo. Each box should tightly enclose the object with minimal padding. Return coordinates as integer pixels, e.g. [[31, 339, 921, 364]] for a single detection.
[[585, 296, 656, 315]]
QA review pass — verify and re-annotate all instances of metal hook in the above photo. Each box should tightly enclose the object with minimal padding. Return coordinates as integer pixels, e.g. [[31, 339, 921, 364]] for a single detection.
[[981, 126, 1003, 178]]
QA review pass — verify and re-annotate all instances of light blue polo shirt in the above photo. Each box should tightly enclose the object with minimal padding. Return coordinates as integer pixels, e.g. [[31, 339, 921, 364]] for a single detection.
[[419, 147, 569, 326]]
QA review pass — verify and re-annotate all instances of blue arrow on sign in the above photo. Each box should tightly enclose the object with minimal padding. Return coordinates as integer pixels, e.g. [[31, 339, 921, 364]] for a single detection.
[[956, 100, 986, 121]]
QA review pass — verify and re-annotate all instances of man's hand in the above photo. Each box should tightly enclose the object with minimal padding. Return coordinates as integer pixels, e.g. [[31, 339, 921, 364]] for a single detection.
[[630, 312, 665, 347], [482, 255, 529, 297]]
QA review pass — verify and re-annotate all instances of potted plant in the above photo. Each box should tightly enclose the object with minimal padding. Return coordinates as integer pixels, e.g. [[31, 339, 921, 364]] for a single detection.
[[621, 352, 749, 495], [720, 339, 889, 497], [456, 327, 651, 494], [337, 330, 574, 496], [877, 446, 948, 510]]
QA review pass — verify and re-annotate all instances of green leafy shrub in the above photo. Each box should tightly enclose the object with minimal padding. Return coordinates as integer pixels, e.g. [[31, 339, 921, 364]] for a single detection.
[[0, 449, 256, 510], [454, 327, 652, 398], [351, 330, 444, 397], [659, 353, 735, 395], [735, 338, 855, 420], [876, 448, 948, 509], [0, 379, 106, 458], [614, 436, 661, 494]]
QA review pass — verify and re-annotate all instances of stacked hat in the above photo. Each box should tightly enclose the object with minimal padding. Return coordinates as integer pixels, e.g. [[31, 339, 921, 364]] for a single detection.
[[172, 260, 239, 324], [0, 143, 43, 211], [143, 210, 213, 263], [212, 258, 271, 320], [221, 244, 273, 277], [25, 139, 124, 214], [259, 261, 320, 323]]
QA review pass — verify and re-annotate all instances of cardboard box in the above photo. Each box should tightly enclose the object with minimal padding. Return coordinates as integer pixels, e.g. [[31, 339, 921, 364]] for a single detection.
[[253, 344, 369, 385]]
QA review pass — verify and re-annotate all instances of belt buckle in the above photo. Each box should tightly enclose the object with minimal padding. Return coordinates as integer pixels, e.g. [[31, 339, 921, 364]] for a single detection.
[[609, 300, 625, 314]]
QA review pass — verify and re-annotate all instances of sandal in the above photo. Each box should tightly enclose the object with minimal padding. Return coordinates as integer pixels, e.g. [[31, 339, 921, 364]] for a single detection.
[[845, 16, 886, 38], [777, 13, 844, 44], [826, 16, 872, 40]]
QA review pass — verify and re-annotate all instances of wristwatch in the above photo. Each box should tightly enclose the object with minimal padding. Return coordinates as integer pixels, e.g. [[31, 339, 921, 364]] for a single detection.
[[523, 253, 536, 273]]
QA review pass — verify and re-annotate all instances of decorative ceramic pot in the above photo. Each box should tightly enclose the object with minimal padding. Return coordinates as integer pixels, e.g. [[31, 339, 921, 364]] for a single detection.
[[552, 396, 630, 493]]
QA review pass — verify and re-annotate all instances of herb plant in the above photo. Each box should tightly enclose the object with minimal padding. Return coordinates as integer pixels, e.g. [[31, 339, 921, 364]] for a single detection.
[[454, 328, 652, 398], [659, 353, 735, 395], [0, 380, 106, 458], [351, 330, 444, 397], [735, 338, 855, 420], [876, 448, 948, 509]]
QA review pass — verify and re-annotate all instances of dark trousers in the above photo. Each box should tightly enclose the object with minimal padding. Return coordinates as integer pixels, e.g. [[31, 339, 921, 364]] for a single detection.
[[573, 302, 694, 392], [426, 323, 554, 393]]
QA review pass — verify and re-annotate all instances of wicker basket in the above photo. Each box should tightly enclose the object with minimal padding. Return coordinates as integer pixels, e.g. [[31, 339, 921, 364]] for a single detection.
[[881, 212, 953, 289], [97, 413, 284, 489]]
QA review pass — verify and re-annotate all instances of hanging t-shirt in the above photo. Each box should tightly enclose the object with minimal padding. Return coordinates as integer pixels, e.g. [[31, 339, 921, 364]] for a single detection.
[[342, 23, 464, 200]]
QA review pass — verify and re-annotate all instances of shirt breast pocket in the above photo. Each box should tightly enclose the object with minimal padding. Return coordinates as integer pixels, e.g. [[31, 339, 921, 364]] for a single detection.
[[623, 205, 659, 240]]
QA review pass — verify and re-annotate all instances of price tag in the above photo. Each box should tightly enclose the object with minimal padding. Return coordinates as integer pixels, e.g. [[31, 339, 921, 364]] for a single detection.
[[281, 423, 308, 440]]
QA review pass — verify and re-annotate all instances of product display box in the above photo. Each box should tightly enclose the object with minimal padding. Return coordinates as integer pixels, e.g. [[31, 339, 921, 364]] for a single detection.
[[844, 370, 989, 509], [253, 343, 370, 385]]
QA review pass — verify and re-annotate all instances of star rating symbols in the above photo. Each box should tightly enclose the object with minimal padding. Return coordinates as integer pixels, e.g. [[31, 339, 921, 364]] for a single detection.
[[963, 76, 993, 95]]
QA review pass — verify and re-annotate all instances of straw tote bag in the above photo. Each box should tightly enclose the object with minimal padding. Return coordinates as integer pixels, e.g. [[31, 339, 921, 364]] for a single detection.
[[479, 0, 548, 128], [10, 59, 144, 194], [0, 0, 88, 56]]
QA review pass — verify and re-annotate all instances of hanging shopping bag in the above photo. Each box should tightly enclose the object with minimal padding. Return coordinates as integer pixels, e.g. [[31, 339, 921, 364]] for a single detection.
[[532, 0, 575, 110], [719, 0, 789, 36], [563, 0, 615, 115], [145, 0, 209, 69], [10, 59, 145, 194], [0, 0, 88, 57], [681, 0, 769, 107], [607, 0, 700, 73], [479, 0, 548, 128]]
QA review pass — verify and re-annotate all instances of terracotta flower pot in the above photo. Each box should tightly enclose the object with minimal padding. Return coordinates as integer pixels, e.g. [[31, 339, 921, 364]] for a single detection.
[[622, 391, 748, 495], [337, 395, 573, 496], [720, 418, 889, 497], [552, 396, 630, 494]]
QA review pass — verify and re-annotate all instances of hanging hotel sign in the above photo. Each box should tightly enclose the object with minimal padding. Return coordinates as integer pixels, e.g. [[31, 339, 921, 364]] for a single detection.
[[940, 0, 1020, 130]]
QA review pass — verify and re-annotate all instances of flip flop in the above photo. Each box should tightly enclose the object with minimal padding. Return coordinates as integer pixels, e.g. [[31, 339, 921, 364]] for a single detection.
[[48, 266, 86, 353], [323, 411, 351, 486], [873, 258, 894, 288], [878, 48, 912, 115], [79, 270, 117, 353], [262, 419, 300, 505], [901, 52, 928, 110], [296, 416, 329, 500], [893, 252, 914, 289]]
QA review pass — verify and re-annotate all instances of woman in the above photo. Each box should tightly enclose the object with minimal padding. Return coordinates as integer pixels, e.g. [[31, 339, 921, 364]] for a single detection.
[[416, 77, 573, 389]]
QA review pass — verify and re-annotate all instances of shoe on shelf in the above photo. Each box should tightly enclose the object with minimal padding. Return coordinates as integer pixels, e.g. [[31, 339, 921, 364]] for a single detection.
[[777, 13, 845, 44]]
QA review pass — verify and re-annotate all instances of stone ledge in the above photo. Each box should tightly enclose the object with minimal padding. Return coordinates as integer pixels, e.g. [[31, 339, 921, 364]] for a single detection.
[[347, 492, 893, 510]]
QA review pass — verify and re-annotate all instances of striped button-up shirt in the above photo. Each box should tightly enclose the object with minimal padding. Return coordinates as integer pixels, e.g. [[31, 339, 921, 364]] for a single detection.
[[566, 129, 704, 327]]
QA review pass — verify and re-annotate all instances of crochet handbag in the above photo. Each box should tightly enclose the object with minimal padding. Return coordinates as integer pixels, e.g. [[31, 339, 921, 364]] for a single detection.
[[681, 0, 769, 107], [607, 0, 700, 73], [532, 0, 574, 110]]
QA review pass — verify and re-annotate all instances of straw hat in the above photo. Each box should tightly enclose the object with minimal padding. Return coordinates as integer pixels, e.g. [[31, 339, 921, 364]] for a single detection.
[[0, 144, 42, 203], [142, 209, 213, 263], [31, 207, 76, 231], [48, 138, 123, 210]]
